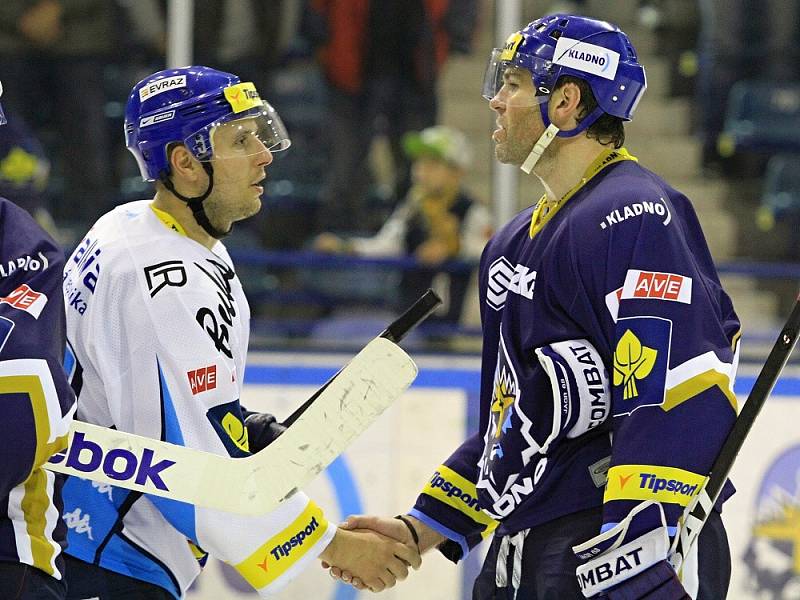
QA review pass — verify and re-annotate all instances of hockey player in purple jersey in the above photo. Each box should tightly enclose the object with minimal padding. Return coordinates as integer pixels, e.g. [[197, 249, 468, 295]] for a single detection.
[[0, 82, 76, 599], [332, 13, 739, 599]]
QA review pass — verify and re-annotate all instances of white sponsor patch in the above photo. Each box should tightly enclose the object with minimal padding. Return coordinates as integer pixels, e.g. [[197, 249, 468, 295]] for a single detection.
[[139, 110, 176, 128], [622, 270, 692, 304], [139, 75, 187, 102], [553, 37, 620, 81]]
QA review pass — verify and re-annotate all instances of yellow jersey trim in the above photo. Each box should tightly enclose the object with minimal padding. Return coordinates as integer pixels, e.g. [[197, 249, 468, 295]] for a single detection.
[[529, 147, 637, 239], [150, 204, 187, 236], [235, 502, 328, 589], [604, 465, 707, 507], [422, 465, 498, 536]]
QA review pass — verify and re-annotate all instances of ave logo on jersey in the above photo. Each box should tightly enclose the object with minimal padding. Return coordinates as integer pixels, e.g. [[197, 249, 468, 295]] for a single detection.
[[187, 364, 217, 394], [0, 283, 47, 318], [486, 256, 536, 311], [605, 270, 691, 322], [612, 316, 671, 415], [624, 270, 691, 303]]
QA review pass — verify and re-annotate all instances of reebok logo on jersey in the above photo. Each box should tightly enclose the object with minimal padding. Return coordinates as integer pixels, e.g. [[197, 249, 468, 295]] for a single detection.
[[139, 75, 186, 101], [486, 256, 536, 310], [188, 365, 217, 394], [599, 198, 671, 230], [0, 284, 47, 319], [623, 270, 692, 303]]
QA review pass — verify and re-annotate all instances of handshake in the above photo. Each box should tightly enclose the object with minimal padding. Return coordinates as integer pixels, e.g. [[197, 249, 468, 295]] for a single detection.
[[318, 514, 444, 593]]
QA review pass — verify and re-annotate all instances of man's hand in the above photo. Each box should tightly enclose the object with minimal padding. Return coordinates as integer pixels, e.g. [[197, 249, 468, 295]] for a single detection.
[[319, 526, 421, 592], [325, 514, 444, 588]]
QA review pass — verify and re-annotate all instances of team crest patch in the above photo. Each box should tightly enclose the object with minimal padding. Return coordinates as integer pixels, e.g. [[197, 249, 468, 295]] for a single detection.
[[612, 316, 671, 415]]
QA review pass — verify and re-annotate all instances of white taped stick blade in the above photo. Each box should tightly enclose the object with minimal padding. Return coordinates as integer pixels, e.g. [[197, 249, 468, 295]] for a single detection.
[[46, 337, 417, 515]]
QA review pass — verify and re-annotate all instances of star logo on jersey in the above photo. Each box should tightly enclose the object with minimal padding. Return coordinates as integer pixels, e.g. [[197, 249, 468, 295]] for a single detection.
[[613, 330, 657, 400], [0, 283, 47, 318], [491, 375, 516, 438]]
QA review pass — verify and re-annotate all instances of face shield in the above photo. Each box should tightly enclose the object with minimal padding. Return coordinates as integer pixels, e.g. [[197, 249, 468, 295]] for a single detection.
[[481, 48, 557, 108], [184, 83, 290, 164]]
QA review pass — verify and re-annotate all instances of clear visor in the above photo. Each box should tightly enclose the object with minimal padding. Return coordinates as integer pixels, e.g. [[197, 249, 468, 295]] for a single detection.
[[481, 48, 556, 107], [186, 101, 290, 162]]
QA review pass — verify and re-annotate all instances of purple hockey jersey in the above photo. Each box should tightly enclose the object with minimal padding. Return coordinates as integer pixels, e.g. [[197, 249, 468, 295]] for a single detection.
[[411, 148, 740, 559], [0, 197, 76, 580]]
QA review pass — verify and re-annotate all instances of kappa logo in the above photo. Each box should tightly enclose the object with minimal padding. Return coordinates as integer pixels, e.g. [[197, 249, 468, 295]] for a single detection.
[[188, 365, 217, 395], [486, 256, 536, 310], [139, 75, 187, 101], [0, 284, 47, 319], [554, 37, 620, 81], [600, 198, 672, 230]]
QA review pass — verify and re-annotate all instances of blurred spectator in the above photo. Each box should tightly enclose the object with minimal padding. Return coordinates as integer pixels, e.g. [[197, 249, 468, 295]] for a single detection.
[[314, 126, 492, 324], [0, 106, 55, 237], [0, 0, 115, 226], [193, 0, 291, 90], [303, 0, 478, 233]]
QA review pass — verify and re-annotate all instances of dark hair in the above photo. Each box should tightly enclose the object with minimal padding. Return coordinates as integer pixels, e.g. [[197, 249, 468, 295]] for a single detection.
[[555, 76, 625, 148]]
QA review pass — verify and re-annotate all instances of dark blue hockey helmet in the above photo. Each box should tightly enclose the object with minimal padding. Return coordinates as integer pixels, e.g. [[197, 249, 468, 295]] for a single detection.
[[124, 66, 290, 182], [482, 14, 647, 124]]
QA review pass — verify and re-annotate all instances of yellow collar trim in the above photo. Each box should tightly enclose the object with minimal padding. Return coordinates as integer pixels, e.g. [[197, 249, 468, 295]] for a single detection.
[[529, 147, 637, 239], [150, 204, 187, 237]]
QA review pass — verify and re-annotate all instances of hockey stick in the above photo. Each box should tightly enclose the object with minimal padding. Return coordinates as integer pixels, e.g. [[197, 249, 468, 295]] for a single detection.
[[45, 290, 441, 515], [671, 294, 800, 568], [283, 288, 442, 427]]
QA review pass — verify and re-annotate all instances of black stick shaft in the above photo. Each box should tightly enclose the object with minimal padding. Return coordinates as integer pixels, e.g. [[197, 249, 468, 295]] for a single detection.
[[679, 294, 800, 549], [282, 289, 442, 427]]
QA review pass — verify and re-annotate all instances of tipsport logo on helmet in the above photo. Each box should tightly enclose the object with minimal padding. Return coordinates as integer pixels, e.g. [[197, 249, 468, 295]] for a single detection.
[[553, 37, 620, 81], [138, 75, 187, 102]]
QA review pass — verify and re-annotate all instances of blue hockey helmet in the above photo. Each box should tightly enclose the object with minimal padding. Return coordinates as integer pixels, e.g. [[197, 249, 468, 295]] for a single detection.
[[482, 14, 646, 123], [0, 80, 7, 126], [124, 66, 290, 182]]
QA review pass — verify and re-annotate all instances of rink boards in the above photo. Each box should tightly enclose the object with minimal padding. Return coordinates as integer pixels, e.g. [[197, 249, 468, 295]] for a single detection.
[[184, 354, 800, 600]]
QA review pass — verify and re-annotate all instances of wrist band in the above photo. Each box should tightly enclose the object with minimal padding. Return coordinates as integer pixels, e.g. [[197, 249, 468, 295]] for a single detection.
[[394, 514, 420, 551]]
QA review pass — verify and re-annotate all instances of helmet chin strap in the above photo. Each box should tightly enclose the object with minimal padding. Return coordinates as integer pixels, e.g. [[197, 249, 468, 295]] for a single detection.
[[160, 162, 231, 239], [519, 102, 606, 174]]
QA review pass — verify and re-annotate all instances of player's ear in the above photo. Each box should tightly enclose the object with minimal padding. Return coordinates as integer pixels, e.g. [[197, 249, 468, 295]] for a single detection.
[[168, 144, 201, 181], [551, 82, 583, 128]]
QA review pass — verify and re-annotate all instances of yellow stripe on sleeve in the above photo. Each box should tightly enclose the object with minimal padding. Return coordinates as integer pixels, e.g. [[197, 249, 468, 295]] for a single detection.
[[604, 465, 707, 507], [421, 465, 498, 535], [663, 369, 737, 413], [235, 502, 328, 589]]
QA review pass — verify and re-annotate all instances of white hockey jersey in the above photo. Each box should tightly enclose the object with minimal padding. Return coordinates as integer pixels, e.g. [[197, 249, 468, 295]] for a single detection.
[[61, 200, 335, 597]]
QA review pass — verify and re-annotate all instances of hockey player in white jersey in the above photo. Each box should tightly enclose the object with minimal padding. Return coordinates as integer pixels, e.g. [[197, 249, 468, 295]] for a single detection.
[[60, 66, 420, 599]]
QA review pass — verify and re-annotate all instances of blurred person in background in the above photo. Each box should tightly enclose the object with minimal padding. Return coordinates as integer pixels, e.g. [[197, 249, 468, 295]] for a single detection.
[[314, 125, 492, 326], [0, 0, 115, 227], [303, 0, 479, 233]]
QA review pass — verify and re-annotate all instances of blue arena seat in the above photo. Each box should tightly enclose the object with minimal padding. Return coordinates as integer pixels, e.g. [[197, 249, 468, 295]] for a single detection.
[[719, 81, 800, 156]]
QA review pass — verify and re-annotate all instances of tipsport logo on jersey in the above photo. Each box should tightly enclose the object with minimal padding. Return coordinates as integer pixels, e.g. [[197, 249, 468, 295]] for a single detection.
[[612, 316, 671, 416], [743, 444, 800, 598]]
